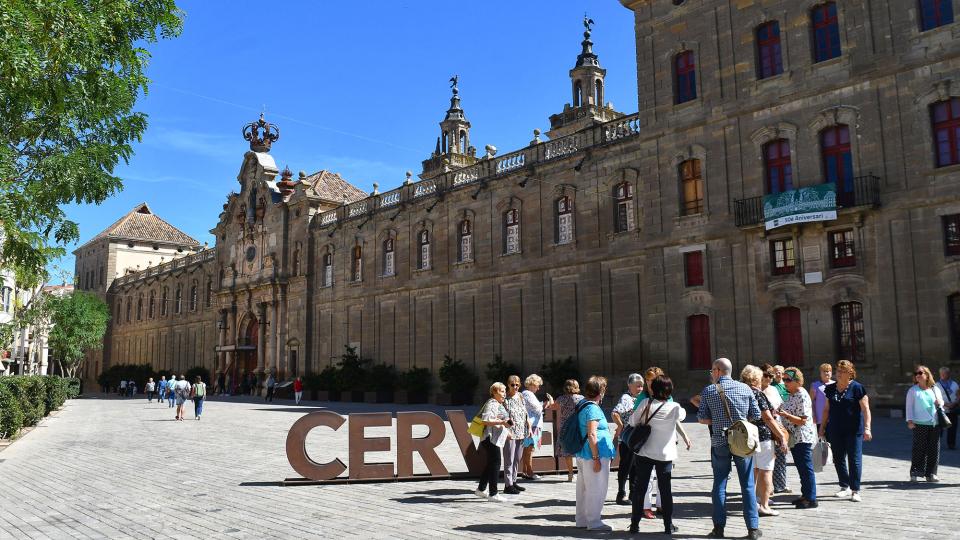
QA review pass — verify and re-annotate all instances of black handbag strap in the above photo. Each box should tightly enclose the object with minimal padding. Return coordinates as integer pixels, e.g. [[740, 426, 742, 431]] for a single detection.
[[642, 401, 667, 426]]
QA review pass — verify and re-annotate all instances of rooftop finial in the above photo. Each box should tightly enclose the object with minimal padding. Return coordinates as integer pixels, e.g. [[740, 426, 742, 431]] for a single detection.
[[576, 16, 599, 68], [242, 113, 280, 152], [450, 75, 459, 96], [584, 14, 594, 36]]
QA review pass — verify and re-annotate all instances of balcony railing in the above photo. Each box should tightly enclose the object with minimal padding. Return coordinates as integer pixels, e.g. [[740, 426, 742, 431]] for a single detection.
[[734, 175, 881, 228], [315, 112, 642, 228], [112, 248, 216, 288]]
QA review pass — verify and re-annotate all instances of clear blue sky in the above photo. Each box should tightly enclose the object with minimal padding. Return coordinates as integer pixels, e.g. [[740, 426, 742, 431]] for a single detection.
[[52, 0, 638, 279]]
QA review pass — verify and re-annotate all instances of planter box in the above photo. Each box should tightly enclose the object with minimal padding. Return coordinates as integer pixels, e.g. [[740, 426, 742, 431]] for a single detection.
[[363, 391, 378, 404], [433, 392, 452, 406], [313, 390, 327, 401], [436, 391, 474, 406], [364, 390, 394, 403]]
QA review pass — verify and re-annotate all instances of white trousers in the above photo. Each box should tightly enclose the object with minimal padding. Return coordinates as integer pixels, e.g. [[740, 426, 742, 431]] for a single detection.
[[643, 471, 659, 509], [575, 457, 610, 528]]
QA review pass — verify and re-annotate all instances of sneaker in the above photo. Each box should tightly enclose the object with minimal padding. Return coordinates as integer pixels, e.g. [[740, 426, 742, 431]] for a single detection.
[[927, 475, 940, 483], [616, 492, 629, 506], [514, 484, 526, 492], [530, 473, 542, 481], [851, 492, 862, 502], [747, 530, 763, 540], [773, 487, 792, 494], [910, 476, 920, 483], [488, 494, 506, 503], [835, 487, 853, 498], [707, 527, 725, 539], [503, 485, 520, 495], [474, 490, 488, 499], [587, 523, 612, 532], [665, 524, 679, 535], [795, 499, 819, 509]]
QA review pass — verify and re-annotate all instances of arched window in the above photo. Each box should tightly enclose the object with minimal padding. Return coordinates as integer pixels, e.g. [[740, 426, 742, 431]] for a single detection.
[[821, 125, 854, 206], [442, 131, 449, 153], [774, 307, 803, 365], [688, 314, 711, 369], [418, 230, 431, 270], [680, 159, 704, 215], [614, 182, 635, 233], [323, 252, 333, 287], [555, 196, 574, 245], [674, 51, 697, 104], [161, 287, 168, 317], [175, 286, 182, 314], [459, 130, 467, 153], [351, 246, 363, 282], [764, 139, 792, 195], [126, 298, 131, 322], [383, 239, 395, 276], [149, 291, 155, 319], [950, 293, 960, 359], [919, 0, 954, 31], [756, 21, 783, 79], [136, 294, 143, 321], [931, 97, 960, 167], [811, 3, 841, 62], [503, 209, 520, 255], [574, 80, 583, 107], [189, 282, 198, 312], [205, 278, 212, 308], [833, 301, 865, 362], [458, 220, 473, 262], [594, 78, 604, 106]]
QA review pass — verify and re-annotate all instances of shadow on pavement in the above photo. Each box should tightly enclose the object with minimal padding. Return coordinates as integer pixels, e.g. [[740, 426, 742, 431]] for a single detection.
[[250, 407, 329, 413]]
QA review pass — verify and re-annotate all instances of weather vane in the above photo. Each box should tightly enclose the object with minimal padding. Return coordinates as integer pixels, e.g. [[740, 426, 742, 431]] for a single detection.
[[449, 75, 459, 95], [584, 14, 594, 34]]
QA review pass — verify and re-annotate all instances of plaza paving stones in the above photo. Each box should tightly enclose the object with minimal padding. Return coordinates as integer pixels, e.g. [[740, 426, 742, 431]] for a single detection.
[[0, 395, 957, 539]]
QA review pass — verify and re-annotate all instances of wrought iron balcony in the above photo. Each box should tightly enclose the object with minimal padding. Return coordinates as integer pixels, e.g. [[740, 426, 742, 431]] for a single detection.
[[734, 175, 880, 228]]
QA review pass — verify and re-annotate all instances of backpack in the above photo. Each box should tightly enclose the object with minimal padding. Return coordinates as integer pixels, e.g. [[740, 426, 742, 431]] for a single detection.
[[627, 399, 667, 454], [194, 383, 205, 398], [716, 383, 759, 457], [558, 400, 595, 455]]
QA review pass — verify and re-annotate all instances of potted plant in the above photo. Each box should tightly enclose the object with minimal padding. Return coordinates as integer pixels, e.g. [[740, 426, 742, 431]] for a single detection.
[[437, 355, 479, 406], [485, 354, 519, 386], [336, 345, 369, 402], [540, 356, 581, 396], [397, 367, 432, 404], [364, 363, 398, 403]]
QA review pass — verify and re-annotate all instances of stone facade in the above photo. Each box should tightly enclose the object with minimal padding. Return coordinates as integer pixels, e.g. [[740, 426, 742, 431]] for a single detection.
[[101, 1, 960, 403]]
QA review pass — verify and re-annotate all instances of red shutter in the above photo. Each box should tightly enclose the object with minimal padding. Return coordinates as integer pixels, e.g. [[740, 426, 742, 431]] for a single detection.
[[775, 307, 803, 365], [685, 251, 704, 287], [689, 314, 711, 369]]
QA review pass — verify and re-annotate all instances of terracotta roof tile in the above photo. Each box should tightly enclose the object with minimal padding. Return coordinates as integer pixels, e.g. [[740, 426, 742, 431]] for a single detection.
[[303, 170, 367, 204], [76, 203, 199, 251]]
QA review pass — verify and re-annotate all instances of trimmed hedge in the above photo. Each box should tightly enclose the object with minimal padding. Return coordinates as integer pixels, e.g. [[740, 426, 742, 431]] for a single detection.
[[0, 375, 79, 440]]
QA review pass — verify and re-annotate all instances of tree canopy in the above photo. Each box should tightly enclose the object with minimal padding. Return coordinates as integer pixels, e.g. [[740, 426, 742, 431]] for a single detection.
[[48, 290, 109, 377], [0, 0, 184, 281]]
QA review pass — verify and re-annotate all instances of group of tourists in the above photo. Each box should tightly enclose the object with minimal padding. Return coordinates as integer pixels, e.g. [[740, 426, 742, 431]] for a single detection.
[[142, 375, 207, 420], [470, 357, 954, 538]]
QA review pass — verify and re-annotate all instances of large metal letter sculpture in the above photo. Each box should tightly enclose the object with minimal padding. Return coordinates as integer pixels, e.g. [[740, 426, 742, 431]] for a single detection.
[[348, 412, 394, 480], [285, 410, 347, 481], [396, 412, 448, 478]]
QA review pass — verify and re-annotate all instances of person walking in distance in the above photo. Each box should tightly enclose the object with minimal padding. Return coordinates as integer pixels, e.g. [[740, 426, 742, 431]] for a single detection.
[[265, 373, 276, 402], [119, 379, 127, 397], [293, 376, 304, 405], [698, 358, 762, 540], [145, 378, 156, 402], [167, 377, 176, 408], [157, 376, 168, 404], [191, 376, 207, 420], [938, 367, 959, 450], [173, 375, 190, 421]]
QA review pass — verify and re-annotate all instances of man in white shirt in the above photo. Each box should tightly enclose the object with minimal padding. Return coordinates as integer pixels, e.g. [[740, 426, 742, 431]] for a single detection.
[[939, 367, 959, 450]]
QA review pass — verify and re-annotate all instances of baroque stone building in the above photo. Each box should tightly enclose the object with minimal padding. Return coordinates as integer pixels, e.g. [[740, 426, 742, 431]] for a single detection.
[[99, 1, 960, 403]]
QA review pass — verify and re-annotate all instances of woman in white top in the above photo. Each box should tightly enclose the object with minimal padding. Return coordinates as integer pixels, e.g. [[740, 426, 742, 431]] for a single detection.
[[475, 382, 511, 502], [626, 375, 684, 536], [519, 374, 553, 481], [906, 365, 945, 482]]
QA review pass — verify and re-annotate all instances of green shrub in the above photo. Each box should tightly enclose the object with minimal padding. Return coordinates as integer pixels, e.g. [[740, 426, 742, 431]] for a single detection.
[[366, 363, 398, 392], [43, 376, 69, 414], [0, 380, 24, 439], [335, 346, 369, 391], [65, 377, 81, 398], [399, 367, 432, 394], [485, 355, 519, 385], [540, 356, 581, 395], [184, 366, 211, 385], [439, 355, 479, 401]]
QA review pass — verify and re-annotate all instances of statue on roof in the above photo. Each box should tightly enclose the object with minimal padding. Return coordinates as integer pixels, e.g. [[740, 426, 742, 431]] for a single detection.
[[449, 75, 459, 95], [584, 14, 594, 34]]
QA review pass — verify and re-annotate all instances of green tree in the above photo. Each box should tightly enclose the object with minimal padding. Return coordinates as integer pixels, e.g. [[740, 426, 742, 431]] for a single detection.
[[47, 291, 109, 377], [0, 0, 184, 279]]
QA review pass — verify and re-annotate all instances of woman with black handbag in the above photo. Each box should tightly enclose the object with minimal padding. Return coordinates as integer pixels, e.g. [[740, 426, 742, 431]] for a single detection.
[[626, 375, 685, 535]]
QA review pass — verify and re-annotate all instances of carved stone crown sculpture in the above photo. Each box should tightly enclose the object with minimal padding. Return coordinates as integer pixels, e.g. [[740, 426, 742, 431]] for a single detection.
[[243, 113, 280, 152]]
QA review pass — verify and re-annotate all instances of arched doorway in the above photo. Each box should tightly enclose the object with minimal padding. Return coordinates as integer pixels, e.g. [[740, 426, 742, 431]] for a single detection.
[[230, 315, 259, 394]]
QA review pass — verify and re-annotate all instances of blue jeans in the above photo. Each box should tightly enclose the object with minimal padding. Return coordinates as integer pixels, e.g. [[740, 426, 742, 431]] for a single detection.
[[193, 397, 204, 418], [710, 445, 759, 530], [790, 443, 817, 501], [828, 432, 862, 491], [167, 392, 175, 407]]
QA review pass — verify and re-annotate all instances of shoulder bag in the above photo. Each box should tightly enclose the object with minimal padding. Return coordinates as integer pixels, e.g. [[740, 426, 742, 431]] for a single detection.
[[627, 400, 666, 454], [716, 383, 760, 457]]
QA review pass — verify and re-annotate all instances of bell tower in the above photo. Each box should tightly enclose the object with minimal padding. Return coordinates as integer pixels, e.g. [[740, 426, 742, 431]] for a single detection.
[[547, 17, 624, 140], [421, 76, 479, 180]]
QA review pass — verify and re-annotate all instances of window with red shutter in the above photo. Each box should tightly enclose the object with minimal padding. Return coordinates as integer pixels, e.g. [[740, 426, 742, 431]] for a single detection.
[[684, 251, 704, 287], [688, 314, 711, 369], [932, 98, 960, 167], [829, 229, 856, 268], [774, 307, 803, 365]]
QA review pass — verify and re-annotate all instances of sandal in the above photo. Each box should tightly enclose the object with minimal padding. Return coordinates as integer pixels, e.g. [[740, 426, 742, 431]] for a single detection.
[[758, 508, 780, 517]]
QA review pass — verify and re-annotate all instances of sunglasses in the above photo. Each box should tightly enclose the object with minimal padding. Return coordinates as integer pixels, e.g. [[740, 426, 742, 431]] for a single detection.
[[914, 372, 924, 376], [782, 377, 794, 382], [510, 383, 521, 387]]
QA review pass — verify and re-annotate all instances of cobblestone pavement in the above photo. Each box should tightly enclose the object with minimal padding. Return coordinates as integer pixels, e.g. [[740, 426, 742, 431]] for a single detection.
[[0, 395, 957, 539]]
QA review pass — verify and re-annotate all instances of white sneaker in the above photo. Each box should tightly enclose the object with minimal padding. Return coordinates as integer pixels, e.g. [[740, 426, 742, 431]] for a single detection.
[[530, 473, 542, 481], [927, 475, 940, 483], [910, 476, 920, 483], [851, 492, 862, 502], [587, 523, 613, 532], [488, 494, 506, 503], [474, 489, 488, 499], [835, 487, 853, 498]]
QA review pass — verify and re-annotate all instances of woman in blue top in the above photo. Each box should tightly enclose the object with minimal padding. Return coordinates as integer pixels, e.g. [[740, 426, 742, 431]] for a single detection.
[[575, 376, 616, 532], [819, 360, 872, 502]]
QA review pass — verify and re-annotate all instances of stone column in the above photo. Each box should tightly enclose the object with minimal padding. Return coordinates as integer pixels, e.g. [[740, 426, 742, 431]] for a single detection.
[[216, 310, 226, 375], [278, 293, 288, 380], [269, 300, 279, 376], [256, 302, 267, 375]]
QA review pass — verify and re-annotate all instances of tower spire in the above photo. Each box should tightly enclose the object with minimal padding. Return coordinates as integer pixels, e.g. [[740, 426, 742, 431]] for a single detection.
[[420, 76, 478, 180]]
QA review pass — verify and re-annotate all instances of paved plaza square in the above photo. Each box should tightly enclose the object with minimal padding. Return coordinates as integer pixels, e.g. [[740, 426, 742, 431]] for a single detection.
[[0, 396, 957, 539]]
